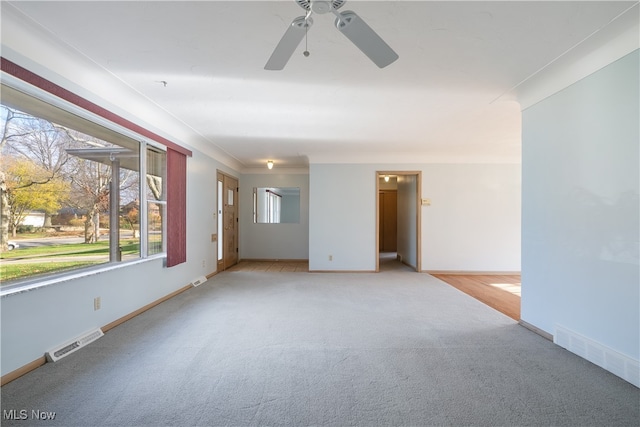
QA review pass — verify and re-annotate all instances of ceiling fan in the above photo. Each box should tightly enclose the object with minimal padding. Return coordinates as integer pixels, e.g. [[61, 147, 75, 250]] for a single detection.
[[265, 0, 399, 70]]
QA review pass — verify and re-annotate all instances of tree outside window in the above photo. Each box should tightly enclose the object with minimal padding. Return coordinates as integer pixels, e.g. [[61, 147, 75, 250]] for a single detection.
[[0, 102, 166, 286]]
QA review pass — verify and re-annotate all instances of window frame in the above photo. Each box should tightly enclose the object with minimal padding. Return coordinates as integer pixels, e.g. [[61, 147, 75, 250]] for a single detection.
[[0, 58, 189, 295]]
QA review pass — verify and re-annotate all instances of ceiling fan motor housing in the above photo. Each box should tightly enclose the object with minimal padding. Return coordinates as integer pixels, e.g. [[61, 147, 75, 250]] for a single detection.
[[296, 0, 346, 13]]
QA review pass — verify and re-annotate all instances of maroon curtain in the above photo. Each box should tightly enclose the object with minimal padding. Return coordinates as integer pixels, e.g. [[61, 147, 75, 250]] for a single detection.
[[166, 148, 187, 267]]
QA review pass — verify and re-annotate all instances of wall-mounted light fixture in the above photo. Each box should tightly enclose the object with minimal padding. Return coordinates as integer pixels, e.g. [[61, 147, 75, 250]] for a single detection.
[[384, 175, 390, 182], [267, 160, 274, 170]]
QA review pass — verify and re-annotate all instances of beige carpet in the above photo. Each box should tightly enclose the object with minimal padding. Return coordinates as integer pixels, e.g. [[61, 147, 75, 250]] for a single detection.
[[2, 259, 638, 426]]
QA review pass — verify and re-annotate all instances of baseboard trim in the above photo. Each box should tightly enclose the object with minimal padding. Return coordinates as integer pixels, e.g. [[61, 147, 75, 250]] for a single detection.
[[102, 283, 192, 333], [1, 356, 46, 386], [238, 259, 309, 263], [426, 270, 521, 275], [309, 270, 376, 273], [519, 320, 553, 341]]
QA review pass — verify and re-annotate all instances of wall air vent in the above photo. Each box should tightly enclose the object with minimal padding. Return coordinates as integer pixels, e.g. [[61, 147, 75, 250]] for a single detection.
[[555, 324, 639, 387], [191, 276, 208, 287], [46, 328, 104, 362]]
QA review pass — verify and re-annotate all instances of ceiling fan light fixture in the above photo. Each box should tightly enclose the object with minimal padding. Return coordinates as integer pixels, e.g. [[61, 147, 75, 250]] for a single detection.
[[311, 0, 332, 14]]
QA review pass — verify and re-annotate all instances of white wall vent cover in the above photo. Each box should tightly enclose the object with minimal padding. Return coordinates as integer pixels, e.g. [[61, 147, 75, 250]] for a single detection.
[[192, 276, 208, 287], [555, 324, 639, 387], [46, 328, 104, 362]]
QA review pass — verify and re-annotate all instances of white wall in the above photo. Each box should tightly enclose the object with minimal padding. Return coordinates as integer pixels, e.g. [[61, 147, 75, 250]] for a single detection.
[[422, 164, 521, 271], [1, 147, 229, 376], [239, 173, 309, 260], [521, 50, 639, 361], [309, 163, 521, 272], [281, 193, 300, 224], [191, 151, 239, 276], [309, 164, 377, 270], [397, 174, 417, 269]]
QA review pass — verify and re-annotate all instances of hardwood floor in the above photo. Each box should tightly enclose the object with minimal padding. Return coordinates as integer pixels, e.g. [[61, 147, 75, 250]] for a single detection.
[[432, 274, 521, 320], [228, 260, 309, 272], [227, 260, 520, 321]]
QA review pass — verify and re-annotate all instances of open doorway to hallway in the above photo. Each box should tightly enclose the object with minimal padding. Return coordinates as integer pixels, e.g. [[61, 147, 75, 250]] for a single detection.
[[376, 171, 422, 272]]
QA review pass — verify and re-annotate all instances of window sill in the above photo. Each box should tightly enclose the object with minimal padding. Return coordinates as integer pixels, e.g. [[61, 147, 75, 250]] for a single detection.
[[0, 254, 166, 298]]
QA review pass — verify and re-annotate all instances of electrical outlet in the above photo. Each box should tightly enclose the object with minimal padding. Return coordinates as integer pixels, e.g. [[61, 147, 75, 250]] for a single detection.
[[329, 255, 333, 261], [94, 297, 101, 311], [202, 260, 205, 268]]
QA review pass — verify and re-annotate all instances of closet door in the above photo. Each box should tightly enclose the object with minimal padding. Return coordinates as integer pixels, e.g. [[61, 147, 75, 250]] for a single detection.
[[379, 190, 397, 252]]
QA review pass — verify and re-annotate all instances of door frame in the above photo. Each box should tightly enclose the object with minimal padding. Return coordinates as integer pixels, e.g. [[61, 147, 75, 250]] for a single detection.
[[217, 170, 239, 271], [376, 171, 422, 272]]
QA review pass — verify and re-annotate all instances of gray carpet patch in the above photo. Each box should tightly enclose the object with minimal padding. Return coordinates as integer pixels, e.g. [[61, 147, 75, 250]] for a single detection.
[[2, 266, 638, 426]]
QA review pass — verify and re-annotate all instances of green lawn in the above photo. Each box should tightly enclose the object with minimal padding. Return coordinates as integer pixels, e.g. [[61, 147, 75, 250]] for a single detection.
[[1, 240, 140, 259], [1, 239, 141, 283], [1, 261, 103, 282]]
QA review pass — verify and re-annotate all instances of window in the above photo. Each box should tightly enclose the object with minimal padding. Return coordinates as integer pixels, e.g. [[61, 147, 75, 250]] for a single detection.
[[253, 187, 301, 224], [0, 58, 191, 290], [266, 190, 282, 223], [146, 147, 166, 256], [254, 188, 281, 223], [0, 99, 166, 287]]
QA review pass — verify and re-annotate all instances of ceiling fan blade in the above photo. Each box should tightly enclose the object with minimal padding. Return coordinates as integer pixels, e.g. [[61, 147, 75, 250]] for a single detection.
[[335, 11, 398, 68], [265, 16, 313, 70]]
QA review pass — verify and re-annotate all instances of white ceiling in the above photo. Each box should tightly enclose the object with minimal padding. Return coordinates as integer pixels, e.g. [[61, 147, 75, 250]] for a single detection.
[[5, 1, 638, 170]]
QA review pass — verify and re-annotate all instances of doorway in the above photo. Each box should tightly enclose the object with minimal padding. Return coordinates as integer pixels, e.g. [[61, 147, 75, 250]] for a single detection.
[[376, 172, 421, 272], [217, 171, 239, 271]]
